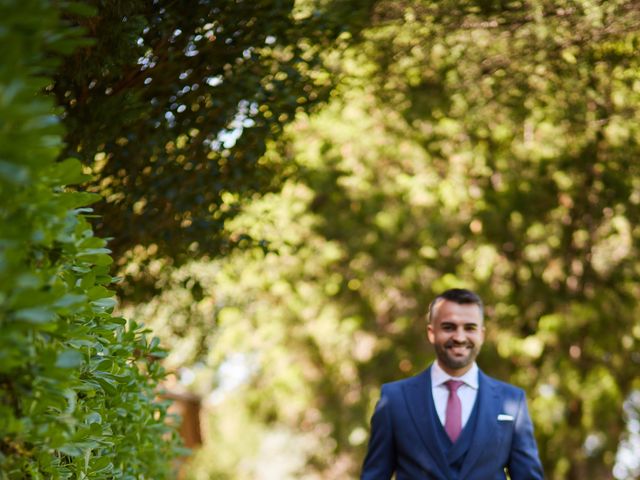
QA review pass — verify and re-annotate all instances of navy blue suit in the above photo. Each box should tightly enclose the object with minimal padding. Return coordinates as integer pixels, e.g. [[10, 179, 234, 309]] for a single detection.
[[361, 368, 544, 479]]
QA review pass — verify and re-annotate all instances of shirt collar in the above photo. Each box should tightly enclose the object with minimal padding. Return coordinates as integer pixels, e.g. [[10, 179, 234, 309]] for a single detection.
[[431, 360, 479, 390]]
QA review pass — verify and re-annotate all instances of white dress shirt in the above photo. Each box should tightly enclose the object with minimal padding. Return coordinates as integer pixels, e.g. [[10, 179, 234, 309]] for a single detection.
[[430, 361, 479, 429]]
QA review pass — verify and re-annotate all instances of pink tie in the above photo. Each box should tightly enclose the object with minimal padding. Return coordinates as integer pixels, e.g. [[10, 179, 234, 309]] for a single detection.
[[445, 380, 464, 443]]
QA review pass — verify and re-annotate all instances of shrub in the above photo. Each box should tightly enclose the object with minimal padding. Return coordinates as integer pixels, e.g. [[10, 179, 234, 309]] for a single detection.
[[0, 2, 181, 477]]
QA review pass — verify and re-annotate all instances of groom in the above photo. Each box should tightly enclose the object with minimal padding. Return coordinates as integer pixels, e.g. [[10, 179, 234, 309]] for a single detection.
[[361, 288, 544, 479]]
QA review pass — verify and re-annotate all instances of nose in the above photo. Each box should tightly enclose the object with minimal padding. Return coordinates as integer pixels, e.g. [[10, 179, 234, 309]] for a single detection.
[[452, 328, 466, 342]]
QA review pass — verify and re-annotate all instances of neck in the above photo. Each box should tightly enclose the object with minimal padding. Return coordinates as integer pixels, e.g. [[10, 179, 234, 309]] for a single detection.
[[436, 360, 474, 377]]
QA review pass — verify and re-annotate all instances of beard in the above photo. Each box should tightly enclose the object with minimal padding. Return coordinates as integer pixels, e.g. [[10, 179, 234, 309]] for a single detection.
[[434, 339, 480, 372]]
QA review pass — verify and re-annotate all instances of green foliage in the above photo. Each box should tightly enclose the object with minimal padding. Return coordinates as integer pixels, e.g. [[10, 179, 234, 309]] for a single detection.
[[356, 2, 640, 477], [0, 1, 180, 477], [54, 0, 377, 272], [127, 1, 640, 479]]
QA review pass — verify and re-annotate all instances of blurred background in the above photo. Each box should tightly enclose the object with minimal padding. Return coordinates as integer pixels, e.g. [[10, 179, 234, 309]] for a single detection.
[[54, 0, 640, 478]]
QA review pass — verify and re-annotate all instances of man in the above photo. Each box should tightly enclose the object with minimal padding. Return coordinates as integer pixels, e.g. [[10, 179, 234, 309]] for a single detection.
[[361, 288, 544, 479]]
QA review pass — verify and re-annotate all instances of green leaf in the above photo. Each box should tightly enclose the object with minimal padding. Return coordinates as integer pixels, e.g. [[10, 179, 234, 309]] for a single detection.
[[45, 158, 88, 186], [57, 191, 101, 209], [58, 444, 83, 457], [79, 253, 114, 266], [89, 455, 113, 475], [13, 307, 56, 324], [149, 337, 160, 350], [91, 298, 117, 311], [0, 161, 30, 184], [53, 293, 87, 308], [107, 317, 127, 326], [86, 286, 111, 300], [55, 350, 83, 368], [77, 248, 112, 257]]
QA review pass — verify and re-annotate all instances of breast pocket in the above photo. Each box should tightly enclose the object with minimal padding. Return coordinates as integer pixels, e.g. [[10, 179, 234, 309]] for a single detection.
[[495, 417, 514, 451]]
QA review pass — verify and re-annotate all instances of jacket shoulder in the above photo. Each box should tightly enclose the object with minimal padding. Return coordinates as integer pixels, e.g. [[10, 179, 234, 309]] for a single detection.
[[381, 370, 428, 395], [481, 372, 526, 399]]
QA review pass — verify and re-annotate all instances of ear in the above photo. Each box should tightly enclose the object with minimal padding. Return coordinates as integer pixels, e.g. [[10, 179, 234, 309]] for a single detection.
[[479, 324, 486, 343], [427, 323, 435, 344]]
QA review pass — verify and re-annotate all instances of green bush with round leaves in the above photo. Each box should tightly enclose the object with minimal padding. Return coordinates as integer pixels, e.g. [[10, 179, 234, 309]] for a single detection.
[[0, 1, 181, 478]]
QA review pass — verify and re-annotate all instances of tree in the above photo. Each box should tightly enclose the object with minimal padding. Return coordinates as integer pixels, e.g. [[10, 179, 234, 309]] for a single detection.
[[126, 1, 640, 478], [54, 0, 377, 274], [357, 1, 640, 477]]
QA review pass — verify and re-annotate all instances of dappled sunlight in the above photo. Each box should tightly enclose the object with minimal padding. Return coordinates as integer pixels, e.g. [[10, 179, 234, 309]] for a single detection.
[[5, 0, 640, 479], [129, 1, 640, 477]]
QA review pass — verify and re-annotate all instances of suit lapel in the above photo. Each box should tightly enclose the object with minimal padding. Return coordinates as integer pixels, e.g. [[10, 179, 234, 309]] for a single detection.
[[459, 370, 502, 479], [402, 368, 450, 478]]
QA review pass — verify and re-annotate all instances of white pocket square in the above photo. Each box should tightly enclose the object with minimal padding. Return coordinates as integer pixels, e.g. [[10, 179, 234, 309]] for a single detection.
[[497, 414, 514, 421]]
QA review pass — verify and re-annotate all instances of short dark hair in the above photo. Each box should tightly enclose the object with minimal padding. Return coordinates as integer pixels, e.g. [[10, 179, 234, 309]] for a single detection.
[[427, 288, 484, 323]]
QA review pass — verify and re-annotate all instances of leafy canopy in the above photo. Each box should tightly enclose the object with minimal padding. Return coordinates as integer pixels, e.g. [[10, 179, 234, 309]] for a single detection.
[[55, 0, 377, 268], [127, 1, 640, 479]]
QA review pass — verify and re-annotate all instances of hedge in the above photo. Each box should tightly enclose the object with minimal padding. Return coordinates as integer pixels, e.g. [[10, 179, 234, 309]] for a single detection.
[[0, 2, 181, 478]]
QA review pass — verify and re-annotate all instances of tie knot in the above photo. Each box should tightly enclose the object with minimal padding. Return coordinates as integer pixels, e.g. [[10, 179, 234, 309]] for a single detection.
[[445, 379, 464, 393]]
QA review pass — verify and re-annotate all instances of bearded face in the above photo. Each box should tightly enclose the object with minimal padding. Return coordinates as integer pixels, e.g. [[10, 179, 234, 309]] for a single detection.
[[427, 300, 485, 376]]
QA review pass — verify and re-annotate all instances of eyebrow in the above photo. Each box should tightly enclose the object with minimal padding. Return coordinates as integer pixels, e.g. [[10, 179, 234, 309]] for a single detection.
[[441, 321, 481, 327]]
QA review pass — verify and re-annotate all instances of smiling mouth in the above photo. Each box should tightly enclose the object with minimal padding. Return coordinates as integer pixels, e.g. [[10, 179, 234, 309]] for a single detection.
[[447, 344, 472, 356]]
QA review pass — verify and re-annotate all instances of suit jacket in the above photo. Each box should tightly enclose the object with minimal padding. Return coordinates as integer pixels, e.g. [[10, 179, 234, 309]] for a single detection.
[[361, 367, 544, 480]]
